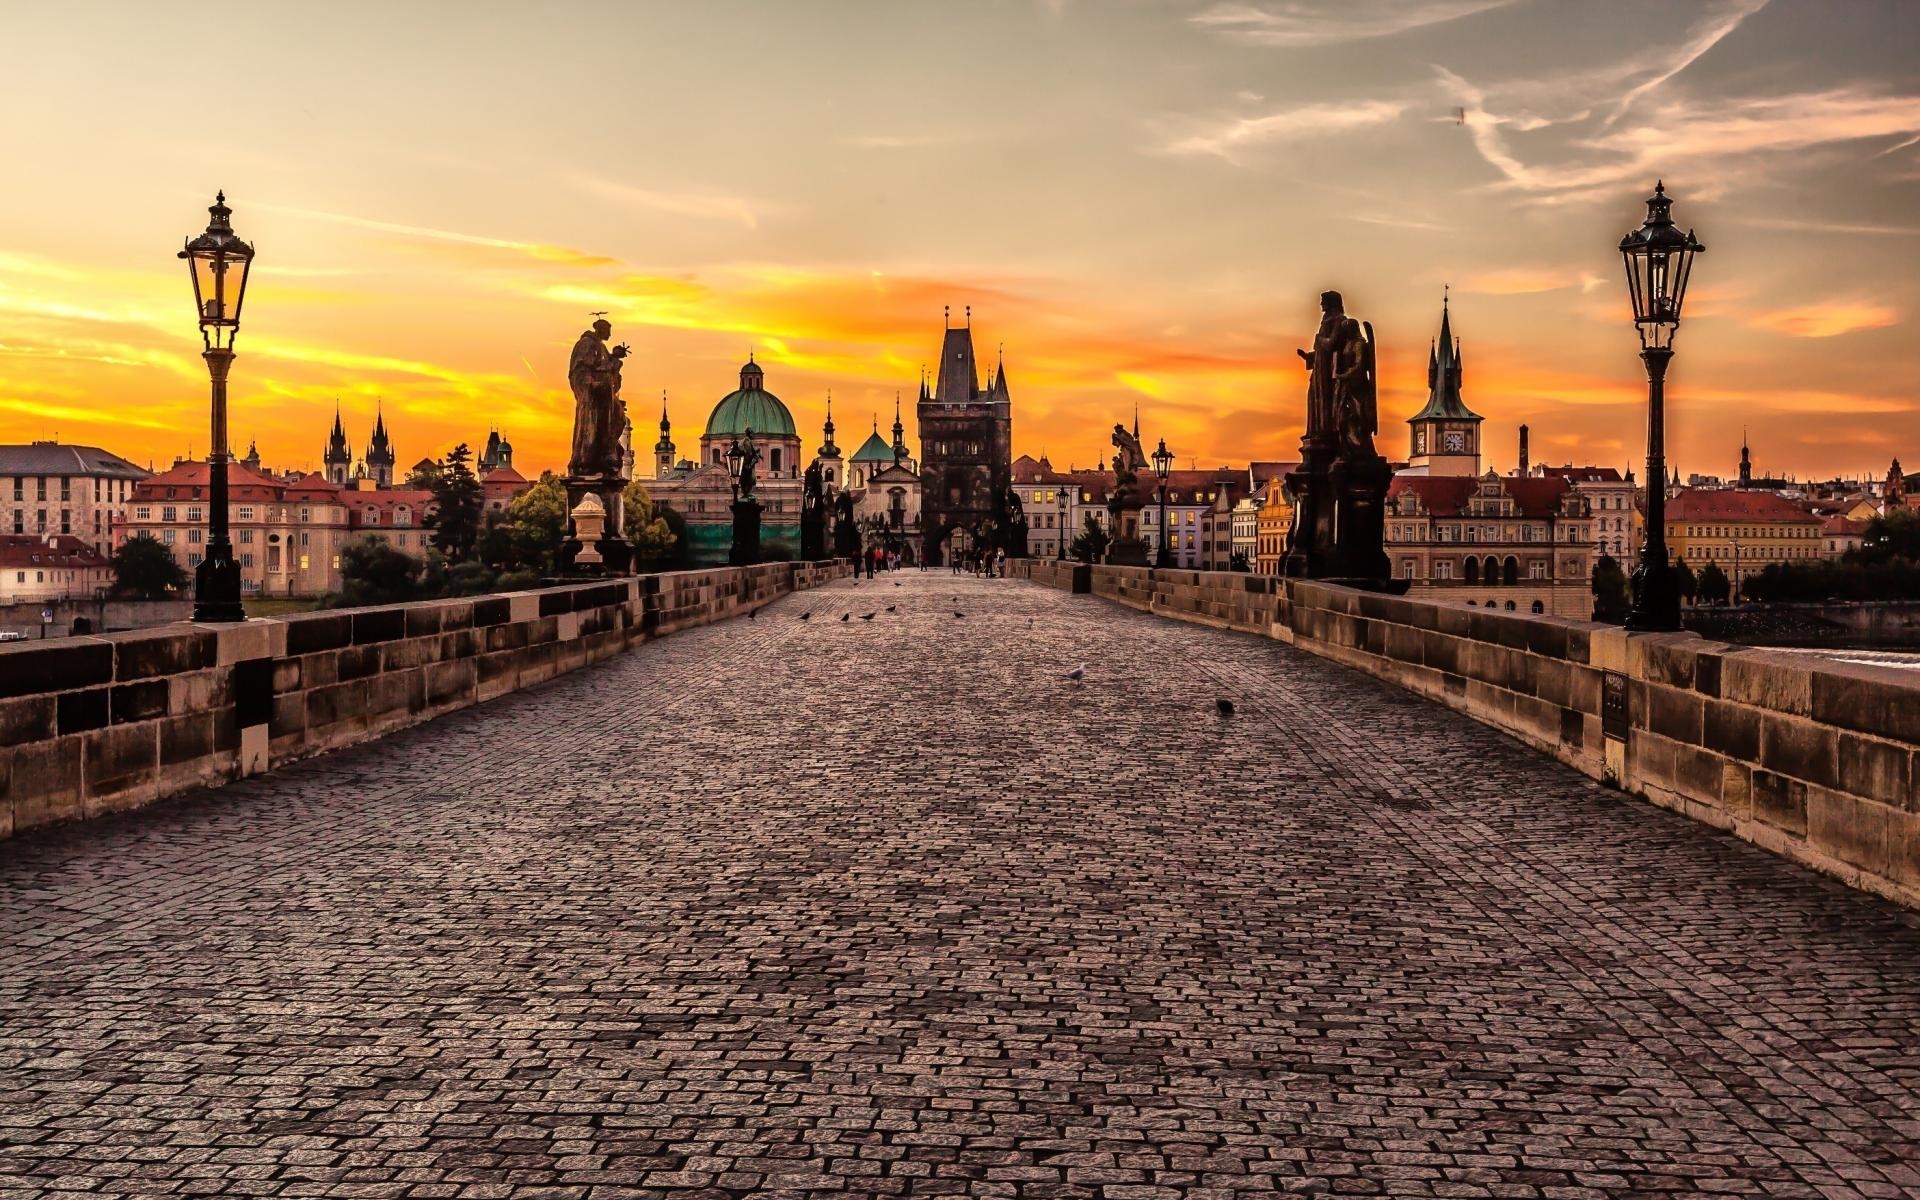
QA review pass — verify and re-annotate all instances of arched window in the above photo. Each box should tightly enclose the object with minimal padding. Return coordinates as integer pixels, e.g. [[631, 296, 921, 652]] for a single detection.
[[1531, 600, 1545, 614], [1504, 556, 1519, 586], [771, 448, 782, 474], [1504, 600, 1517, 611], [1463, 557, 1479, 586]]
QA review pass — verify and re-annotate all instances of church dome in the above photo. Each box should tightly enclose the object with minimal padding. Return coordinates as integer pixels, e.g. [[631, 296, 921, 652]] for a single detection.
[[705, 357, 797, 440]]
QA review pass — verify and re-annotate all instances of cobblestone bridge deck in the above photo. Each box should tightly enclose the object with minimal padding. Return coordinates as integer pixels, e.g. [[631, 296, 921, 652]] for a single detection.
[[4, 572, 1919, 1199]]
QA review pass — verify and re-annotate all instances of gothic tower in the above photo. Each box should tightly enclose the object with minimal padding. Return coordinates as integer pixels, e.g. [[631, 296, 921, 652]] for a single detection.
[[654, 392, 677, 481], [364, 406, 395, 488], [814, 391, 842, 491], [1739, 430, 1753, 488], [916, 305, 1013, 563], [324, 406, 352, 487], [1404, 293, 1482, 477]]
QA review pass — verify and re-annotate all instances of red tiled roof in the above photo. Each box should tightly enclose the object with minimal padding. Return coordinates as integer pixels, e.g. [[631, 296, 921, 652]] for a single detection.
[[133, 459, 286, 501], [1388, 474, 1574, 518], [347, 489, 435, 529], [1538, 464, 1626, 483], [1820, 514, 1869, 535], [284, 472, 345, 499], [1665, 489, 1820, 522], [481, 465, 528, 487], [0, 534, 110, 569]]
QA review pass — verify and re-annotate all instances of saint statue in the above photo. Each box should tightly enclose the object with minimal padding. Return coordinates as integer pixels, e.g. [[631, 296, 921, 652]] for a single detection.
[[567, 318, 630, 479], [1110, 423, 1148, 481], [732, 431, 762, 501], [1296, 290, 1376, 456]]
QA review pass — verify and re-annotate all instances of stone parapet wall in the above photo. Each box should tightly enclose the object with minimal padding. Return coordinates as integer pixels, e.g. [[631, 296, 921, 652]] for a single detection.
[[0, 560, 850, 839], [1016, 560, 1920, 909]]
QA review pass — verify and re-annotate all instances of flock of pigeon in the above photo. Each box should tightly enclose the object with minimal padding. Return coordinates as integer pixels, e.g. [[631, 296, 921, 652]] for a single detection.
[[743, 580, 1236, 719]]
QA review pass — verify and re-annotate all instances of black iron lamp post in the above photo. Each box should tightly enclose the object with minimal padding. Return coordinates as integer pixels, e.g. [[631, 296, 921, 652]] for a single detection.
[[1055, 485, 1068, 560], [1619, 181, 1705, 632], [1152, 437, 1174, 568], [725, 435, 761, 566], [180, 192, 255, 623]]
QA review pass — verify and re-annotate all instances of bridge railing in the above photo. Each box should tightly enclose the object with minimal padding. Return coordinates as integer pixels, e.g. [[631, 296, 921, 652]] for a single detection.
[[1014, 560, 1919, 910], [0, 560, 850, 839]]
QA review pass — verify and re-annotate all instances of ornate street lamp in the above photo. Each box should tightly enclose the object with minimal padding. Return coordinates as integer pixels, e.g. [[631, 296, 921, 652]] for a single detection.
[[1619, 181, 1705, 631], [1152, 437, 1174, 568], [1055, 485, 1069, 560], [724, 437, 745, 496], [180, 192, 255, 623]]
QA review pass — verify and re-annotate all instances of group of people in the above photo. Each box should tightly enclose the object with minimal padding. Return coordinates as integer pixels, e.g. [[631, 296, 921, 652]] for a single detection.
[[855, 547, 906, 578], [952, 548, 1009, 578]]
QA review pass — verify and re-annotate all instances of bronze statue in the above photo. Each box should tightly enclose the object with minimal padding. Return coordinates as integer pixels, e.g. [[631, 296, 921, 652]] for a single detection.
[[732, 430, 762, 501], [568, 318, 630, 478], [1110, 423, 1148, 479], [1296, 290, 1374, 451]]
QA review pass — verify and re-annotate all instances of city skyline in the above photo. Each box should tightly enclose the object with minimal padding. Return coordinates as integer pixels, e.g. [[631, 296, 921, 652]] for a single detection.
[[2, 0, 1916, 480]]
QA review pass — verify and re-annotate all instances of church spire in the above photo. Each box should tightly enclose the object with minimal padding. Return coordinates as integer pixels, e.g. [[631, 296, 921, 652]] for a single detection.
[[891, 391, 907, 461]]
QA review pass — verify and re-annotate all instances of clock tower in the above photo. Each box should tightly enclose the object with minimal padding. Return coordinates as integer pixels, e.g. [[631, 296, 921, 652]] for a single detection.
[[1404, 293, 1482, 477]]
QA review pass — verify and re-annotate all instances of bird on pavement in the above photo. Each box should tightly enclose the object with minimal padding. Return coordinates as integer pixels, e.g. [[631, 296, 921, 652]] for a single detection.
[[840, 613, 851, 622], [885, 604, 896, 612], [799, 612, 811, 621], [860, 612, 876, 621], [748, 607, 759, 620], [953, 611, 965, 619], [1064, 664, 1087, 681], [1216, 698, 1235, 717]]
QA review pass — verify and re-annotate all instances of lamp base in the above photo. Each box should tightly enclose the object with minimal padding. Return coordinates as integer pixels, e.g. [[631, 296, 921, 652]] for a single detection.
[[193, 554, 246, 623]]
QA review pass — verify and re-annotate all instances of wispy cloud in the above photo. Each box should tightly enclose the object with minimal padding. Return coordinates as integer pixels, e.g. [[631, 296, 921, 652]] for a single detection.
[[1162, 99, 1410, 158], [1749, 301, 1902, 339], [567, 173, 790, 231], [1192, 0, 1519, 47], [252, 201, 618, 268]]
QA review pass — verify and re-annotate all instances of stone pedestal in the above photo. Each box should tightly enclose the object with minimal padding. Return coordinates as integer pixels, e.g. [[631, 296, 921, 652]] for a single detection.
[[730, 497, 764, 566], [1106, 494, 1149, 566], [1282, 440, 1399, 590], [559, 475, 633, 576]]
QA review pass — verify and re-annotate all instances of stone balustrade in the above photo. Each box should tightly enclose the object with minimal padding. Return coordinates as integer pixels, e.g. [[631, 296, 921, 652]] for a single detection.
[[0, 561, 849, 838], [1012, 560, 1920, 908]]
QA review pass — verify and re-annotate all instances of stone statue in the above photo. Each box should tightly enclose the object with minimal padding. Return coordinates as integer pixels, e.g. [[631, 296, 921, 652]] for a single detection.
[[618, 415, 635, 482], [1296, 290, 1370, 447], [1110, 423, 1148, 480], [568, 318, 630, 479], [801, 461, 827, 560], [733, 431, 762, 501], [833, 485, 860, 558]]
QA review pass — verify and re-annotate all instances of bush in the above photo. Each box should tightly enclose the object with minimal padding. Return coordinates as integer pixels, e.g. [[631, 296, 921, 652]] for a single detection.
[[111, 533, 189, 600], [441, 561, 499, 596]]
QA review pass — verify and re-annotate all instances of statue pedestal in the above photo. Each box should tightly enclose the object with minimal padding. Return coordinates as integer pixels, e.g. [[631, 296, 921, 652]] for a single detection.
[[1106, 494, 1149, 566], [559, 475, 633, 576], [730, 497, 763, 566], [1281, 440, 1397, 589]]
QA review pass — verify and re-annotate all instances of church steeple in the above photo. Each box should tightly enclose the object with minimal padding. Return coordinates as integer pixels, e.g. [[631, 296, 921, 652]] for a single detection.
[[891, 392, 907, 462], [654, 390, 677, 480], [1739, 428, 1752, 488], [324, 404, 352, 486], [364, 403, 395, 487], [1405, 291, 1483, 477]]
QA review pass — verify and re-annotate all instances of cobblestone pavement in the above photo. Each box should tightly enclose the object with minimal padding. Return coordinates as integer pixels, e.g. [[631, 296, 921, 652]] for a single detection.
[[5, 571, 1920, 1200]]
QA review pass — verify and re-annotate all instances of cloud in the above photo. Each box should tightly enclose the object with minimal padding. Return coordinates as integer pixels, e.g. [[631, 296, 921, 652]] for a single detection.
[[1454, 267, 1579, 295], [567, 173, 790, 231], [1191, 0, 1519, 47], [1749, 301, 1902, 339], [1737, 215, 1920, 237], [250, 201, 618, 268], [1162, 99, 1410, 158]]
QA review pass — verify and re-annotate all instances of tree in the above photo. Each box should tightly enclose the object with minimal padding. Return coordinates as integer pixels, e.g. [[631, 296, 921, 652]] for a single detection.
[[332, 536, 423, 607], [1673, 557, 1698, 605], [622, 479, 678, 566], [1591, 553, 1630, 623], [111, 533, 188, 599], [404, 461, 441, 490], [652, 504, 692, 571], [430, 443, 483, 564], [504, 471, 567, 574], [1857, 507, 1920, 564], [1229, 551, 1252, 573], [1069, 514, 1111, 564], [1697, 561, 1730, 606]]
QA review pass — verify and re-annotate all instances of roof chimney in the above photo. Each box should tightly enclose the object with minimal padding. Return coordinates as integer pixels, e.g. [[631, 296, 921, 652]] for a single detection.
[[1518, 424, 1530, 476]]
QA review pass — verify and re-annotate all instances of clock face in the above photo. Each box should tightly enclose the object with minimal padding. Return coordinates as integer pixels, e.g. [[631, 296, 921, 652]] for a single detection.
[[1444, 432, 1466, 453]]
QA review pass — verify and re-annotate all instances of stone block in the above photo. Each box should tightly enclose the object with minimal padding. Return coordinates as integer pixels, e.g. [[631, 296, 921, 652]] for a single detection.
[[283, 612, 352, 656], [0, 640, 113, 699], [1835, 731, 1911, 809], [1588, 627, 1629, 673], [507, 592, 541, 622], [305, 680, 370, 740], [1751, 770, 1808, 837], [7, 734, 83, 829], [1703, 699, 1761, 763], [425, 659, 476, 708], [0, 695, 55, 748], [1808, 665, 1920, 748], [167, 668, 229, 716], [56, 687, 110, 734], [268, 692, 305, 739], [1722, 651, 1813, 717], [110, 627, 215, 680], [1759, 714, 1839, 791], [83, 722, 158, 809], [472, 596, 512, 627], [1808, 787, 1892, 879], [159, 713, 216, 766], [1631, 634, 1702, 689], [1672, 742, 1727, 805], [1644, 685, 1704, 744], [109, 680, 171, 725], [1721, 762, 1752, 821], [333, 645, 383, 683], [352, 607, 407, 645]]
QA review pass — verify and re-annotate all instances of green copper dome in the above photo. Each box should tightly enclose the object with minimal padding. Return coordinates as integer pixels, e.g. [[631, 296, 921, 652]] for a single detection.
[[705, 358, 797, 440], [850, 429, 894, 462]]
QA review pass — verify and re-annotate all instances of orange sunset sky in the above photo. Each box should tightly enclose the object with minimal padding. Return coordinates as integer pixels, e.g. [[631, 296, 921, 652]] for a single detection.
[[2, 1, 1916, 482]]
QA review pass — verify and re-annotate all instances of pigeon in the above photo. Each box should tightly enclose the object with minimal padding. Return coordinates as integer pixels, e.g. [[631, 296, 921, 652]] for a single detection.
[[748, 607, 759, 620], [799, 612, 811, 621], [840, 613, 851, 622], [1064, 664, 1087, 681], [860, 612, 876, 621], [894, 582, 902, 587], [953, 611, 965, 619], [1216, 698, 1235, 717]]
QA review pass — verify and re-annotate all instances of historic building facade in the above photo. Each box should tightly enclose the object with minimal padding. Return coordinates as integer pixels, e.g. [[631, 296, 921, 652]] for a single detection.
[[0, 534, 114, 602], [1400, 299, 1483, 478], [0, 442, 149, 556], [647, 358, 805, 564], [917, 312, 1012, 565], [1665, 488, 1824, 593], [841, 400, 922, 556], [1385, 473, 1596, 616]]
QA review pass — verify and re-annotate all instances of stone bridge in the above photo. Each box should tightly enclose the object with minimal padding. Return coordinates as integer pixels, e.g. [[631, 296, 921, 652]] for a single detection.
[[3, 569, 1919, 1197]]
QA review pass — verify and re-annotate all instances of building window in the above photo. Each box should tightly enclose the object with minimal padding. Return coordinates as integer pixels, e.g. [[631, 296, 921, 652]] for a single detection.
[[161, 506, 177, 522], [188, 553, 203, 567], [189, 529, 203, 544], [237, 506, 255, 520], [239, 529, 254, 544], [162, 529, 176, 544]]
